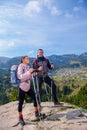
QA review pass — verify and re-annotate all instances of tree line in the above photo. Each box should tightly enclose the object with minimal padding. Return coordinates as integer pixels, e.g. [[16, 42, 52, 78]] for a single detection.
[[0, 71, 87, 109]]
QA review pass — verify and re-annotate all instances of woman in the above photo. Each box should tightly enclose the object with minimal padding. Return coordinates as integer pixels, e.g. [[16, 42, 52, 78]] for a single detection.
[[17, 56, 42, 125]]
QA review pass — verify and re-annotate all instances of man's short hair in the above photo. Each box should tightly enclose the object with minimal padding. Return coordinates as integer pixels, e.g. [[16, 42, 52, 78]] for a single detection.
[[38, 49, 43, 52]]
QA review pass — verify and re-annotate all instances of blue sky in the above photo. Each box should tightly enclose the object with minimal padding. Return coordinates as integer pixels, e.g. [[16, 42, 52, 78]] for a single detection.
[[0, 0, 87, 57]]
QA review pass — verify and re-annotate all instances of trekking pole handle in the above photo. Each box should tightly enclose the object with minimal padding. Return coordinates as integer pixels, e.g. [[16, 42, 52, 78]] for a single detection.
[[32, 69, 39, 73]]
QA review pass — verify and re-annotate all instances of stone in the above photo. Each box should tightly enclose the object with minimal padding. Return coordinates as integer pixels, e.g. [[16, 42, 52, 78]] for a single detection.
[[0, 101, 87, 130]]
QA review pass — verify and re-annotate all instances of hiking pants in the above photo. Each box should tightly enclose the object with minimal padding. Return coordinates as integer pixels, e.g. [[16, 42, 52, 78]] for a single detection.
[[37, 75, 58, 103], [18, 88, 37, 112]]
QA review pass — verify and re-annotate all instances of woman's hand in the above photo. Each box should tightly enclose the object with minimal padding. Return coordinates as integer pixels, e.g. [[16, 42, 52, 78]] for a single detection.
[[29, 68, 34, 73]]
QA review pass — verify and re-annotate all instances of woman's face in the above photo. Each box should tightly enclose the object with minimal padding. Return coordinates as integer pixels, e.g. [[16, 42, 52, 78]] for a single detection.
[[23, 56, 30, 64]]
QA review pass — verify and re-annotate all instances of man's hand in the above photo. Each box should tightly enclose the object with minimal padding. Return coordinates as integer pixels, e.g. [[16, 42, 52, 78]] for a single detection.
[[51, 64, 54, 69], [38, 66, 43, 71]]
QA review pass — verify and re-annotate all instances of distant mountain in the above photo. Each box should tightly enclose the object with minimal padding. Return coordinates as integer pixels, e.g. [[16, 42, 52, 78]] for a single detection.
[[0, 52, 87, 70], [48, 54, 79, 69], [0, 57, 10, 63], [78, 52, 87, 67], [0, 56, 35, 69]]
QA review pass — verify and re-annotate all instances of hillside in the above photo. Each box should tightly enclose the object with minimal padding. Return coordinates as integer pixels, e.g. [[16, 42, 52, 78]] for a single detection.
[[0, 52, 87, 108], [0, 52, 87, 70], [0, 101, 87, 130], [0, 57, 10, 63]]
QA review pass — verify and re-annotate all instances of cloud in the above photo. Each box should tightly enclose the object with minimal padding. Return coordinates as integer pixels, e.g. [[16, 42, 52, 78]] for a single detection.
[[0, 40, 15, 49], [43, 0, 51, 5], [0, 20, 13, 35], [0, 0, 86, 57], [0, 4, 23, 19], [8, 41, 15, 47], [24, 1, 41, 16], [28, 50, 35, 56], [24, 0, 61, 16], [50, 6, 62, 16], [42, 0, 62, 16], [64, 13, 73, 18], [73, 6, 80, 12], [42, 0, 52, 7], [0, 40, 8, 48]]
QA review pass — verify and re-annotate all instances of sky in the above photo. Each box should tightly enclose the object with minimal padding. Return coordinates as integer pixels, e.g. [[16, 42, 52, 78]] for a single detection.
[[0, 0, 87, 58]]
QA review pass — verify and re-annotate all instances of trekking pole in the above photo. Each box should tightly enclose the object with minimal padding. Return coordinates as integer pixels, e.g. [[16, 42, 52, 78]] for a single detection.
[[32, 74, 39, 106], [35, 76, 41, 105], [50, 76, 53, 102], [42, 75, 50, 102], [50, 67, 54, 102], [32, 73, 41, 120], [44, 82, 50, 101]]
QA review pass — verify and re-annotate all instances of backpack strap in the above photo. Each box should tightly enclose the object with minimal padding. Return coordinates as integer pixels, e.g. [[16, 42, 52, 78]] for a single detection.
[[44, 57, 48, 64], [33, 59, 38, 69], [33, 57, 48, 67]]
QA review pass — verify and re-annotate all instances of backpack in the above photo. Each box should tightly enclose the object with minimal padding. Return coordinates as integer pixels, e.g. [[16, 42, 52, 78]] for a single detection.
[[10, 65, 19, 86]]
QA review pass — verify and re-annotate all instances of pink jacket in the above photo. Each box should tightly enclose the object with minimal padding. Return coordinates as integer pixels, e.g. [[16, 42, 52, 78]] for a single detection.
[[17, 63, 32, 92]]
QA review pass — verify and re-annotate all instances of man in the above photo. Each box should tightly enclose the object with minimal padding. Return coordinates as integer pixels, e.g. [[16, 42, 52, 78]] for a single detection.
[[33, 49, 62, 106]]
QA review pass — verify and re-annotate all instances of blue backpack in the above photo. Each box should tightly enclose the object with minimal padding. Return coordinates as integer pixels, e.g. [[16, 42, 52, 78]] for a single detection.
[[10, 65, 19, 86]]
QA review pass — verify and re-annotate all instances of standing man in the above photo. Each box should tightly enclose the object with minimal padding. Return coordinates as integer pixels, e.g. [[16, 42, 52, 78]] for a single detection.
[[33, 49, 62, 106]]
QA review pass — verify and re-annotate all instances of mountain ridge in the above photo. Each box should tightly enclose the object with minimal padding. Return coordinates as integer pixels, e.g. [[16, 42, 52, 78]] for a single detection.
[[0, 52, 87, 69]]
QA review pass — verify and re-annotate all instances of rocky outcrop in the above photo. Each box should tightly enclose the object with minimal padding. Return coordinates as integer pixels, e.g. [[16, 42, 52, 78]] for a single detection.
[[0, 101, 87, 130]]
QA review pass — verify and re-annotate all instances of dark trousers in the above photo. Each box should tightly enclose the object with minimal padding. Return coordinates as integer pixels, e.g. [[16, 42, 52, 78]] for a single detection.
[[37, 75, 58, 103], [18, 88, 37, 112]]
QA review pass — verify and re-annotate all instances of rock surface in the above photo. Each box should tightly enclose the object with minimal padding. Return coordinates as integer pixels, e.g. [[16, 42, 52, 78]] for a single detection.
[[0, 101, 87, 130]]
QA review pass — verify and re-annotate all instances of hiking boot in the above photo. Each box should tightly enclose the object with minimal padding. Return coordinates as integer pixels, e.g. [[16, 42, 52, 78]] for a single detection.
[[54, 102, 63, 106], [35, 111, 39, 118], [35, 111, 46, 119], [19, 115, 25, 126], [40, 113, 46, 118]]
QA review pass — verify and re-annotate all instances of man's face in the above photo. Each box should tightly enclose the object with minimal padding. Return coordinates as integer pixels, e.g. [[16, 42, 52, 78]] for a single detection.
[[38, 50, 44, 57]]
